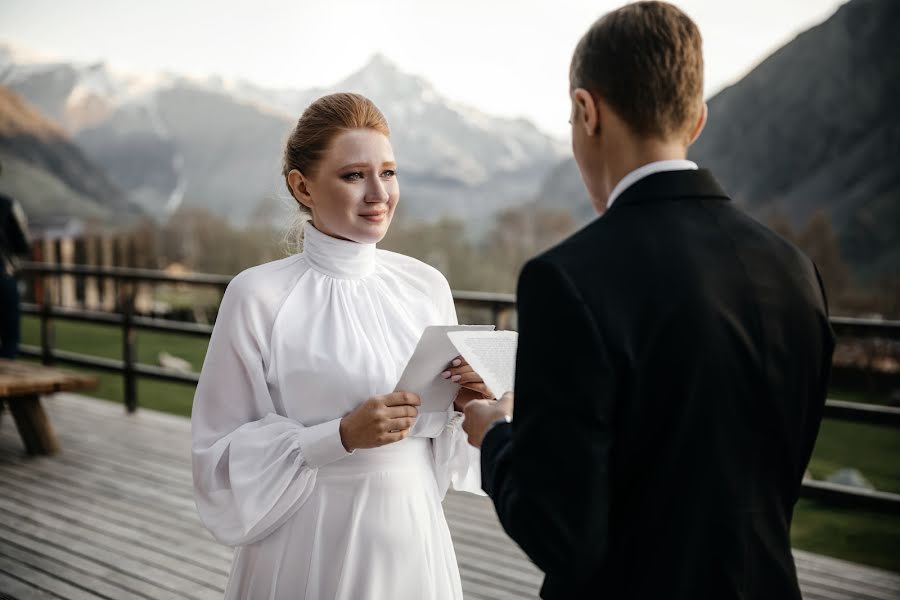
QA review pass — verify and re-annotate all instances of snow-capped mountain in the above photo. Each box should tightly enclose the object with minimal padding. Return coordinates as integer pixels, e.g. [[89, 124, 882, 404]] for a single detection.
[[0, 44, 565, 225], [0, 46, 187, 217], [286, 55, 560, 183]]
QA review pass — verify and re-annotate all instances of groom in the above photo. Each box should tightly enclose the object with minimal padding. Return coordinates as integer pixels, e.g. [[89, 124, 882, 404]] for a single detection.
[[462, 2, 835, 599]]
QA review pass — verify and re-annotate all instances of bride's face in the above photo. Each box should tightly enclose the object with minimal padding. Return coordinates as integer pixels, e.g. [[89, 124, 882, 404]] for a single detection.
[[302, 128, 399, 244]]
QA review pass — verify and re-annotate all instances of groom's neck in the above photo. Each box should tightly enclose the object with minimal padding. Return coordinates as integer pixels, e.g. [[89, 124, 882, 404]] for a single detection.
[[600, 134, 689, 201]]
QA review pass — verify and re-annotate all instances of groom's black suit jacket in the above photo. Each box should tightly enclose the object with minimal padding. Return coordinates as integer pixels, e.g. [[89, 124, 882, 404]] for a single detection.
[[481, 169, 835, 599]]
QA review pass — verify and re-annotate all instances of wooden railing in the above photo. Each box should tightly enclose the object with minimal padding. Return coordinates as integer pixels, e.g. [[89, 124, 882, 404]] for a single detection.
[[15, 261, 900, 514]]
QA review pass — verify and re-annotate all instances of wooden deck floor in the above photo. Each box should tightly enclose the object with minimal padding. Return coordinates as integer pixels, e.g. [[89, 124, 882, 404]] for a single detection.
[[0, 393, 897, 600]]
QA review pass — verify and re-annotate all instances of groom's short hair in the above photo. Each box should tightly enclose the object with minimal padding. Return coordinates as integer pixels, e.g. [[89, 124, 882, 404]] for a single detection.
[[570, 1, 704, 140]]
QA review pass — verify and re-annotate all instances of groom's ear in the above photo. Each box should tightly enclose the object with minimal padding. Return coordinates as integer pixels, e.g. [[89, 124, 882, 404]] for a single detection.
[[288, 169, 314, 210], [686, 102, 708, 146], [572, 88, 600, 137]]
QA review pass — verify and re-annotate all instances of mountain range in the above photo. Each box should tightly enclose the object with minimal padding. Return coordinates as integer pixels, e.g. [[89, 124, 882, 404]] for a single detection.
[[689, 0, 899, 279], [1, 0, 897, 280], [0, 46, 564, 226], [0, 84, 136, 223]]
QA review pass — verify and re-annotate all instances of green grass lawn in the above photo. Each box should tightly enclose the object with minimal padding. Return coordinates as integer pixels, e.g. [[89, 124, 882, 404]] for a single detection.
[[795, 417, 900, 573], [15, 316, 900, 572], [807, 419, 900, 494]]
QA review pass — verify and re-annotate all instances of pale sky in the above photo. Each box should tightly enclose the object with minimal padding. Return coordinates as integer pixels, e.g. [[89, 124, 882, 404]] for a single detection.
[[0, 0, 845, 136]]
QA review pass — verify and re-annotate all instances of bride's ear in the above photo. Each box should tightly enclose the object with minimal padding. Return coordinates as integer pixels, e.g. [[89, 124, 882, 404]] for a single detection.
[[572, 88, 600, 137], [288, 169, 314, 210]]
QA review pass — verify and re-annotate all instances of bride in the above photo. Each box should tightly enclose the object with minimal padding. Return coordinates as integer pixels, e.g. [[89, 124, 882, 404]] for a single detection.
[[191, 92, 487, 599]]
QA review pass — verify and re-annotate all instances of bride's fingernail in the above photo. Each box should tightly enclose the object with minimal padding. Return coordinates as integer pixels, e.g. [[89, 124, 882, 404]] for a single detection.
[[451, 375, 461, 382], [441, 371, 451, 378], [452, 359, 461, 367]]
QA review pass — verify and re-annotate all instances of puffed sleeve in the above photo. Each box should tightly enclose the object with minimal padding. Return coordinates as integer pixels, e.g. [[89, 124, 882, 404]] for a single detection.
[[191, 272, 351, 546], [428, 274, 484, 497]]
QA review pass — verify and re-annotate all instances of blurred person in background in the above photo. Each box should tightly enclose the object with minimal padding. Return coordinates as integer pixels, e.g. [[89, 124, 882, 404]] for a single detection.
[[0, 159, 31, 360]]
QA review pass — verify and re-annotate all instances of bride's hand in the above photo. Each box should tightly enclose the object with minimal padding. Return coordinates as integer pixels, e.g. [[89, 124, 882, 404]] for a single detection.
[[339, 392, 421, 451], [442, 356, 493, 411]]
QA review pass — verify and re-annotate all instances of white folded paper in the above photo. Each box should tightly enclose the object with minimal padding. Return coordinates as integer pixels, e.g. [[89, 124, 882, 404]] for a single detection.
[[394, 325, 493, 412], [447, 330, 518, 403], [394, 325, 518, 412]]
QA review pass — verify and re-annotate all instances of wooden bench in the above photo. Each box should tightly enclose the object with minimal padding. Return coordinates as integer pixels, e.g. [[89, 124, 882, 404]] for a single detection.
[[0, 359, 97, 455]]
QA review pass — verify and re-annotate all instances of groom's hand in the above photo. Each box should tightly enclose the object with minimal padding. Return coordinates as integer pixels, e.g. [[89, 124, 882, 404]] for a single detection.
[[463, 392, 513, 448]]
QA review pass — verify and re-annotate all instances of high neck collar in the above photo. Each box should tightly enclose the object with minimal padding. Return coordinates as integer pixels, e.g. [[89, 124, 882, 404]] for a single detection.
[[302, 221, 377, 280]]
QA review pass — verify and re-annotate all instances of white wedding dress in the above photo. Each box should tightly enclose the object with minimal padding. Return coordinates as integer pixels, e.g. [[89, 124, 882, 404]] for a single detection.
[[191, 222, 481, 599]]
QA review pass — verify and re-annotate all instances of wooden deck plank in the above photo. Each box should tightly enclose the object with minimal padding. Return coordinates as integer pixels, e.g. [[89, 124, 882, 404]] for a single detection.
[[0, 569, 61, 600], [0, 482, 231, 569], [0, 467, 231, 560], [0, 553, 102, 600], [0, 446, 199, 515], [0, 392, 896, 600], [0, 525, 178, 600], [795, 550, 900, 590], [0, 459, 208, 536], [0, 540, 161, 600], [0, 505, 225, 600]]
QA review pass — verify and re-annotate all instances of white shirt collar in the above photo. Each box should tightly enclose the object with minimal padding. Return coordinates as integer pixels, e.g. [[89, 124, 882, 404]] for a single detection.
[[606, 159, 699, 209]]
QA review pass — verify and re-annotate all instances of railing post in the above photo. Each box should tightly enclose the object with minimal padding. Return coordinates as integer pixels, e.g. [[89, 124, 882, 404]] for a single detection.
[[40, 280, 54, 366], [121, 282, 138, 413]]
